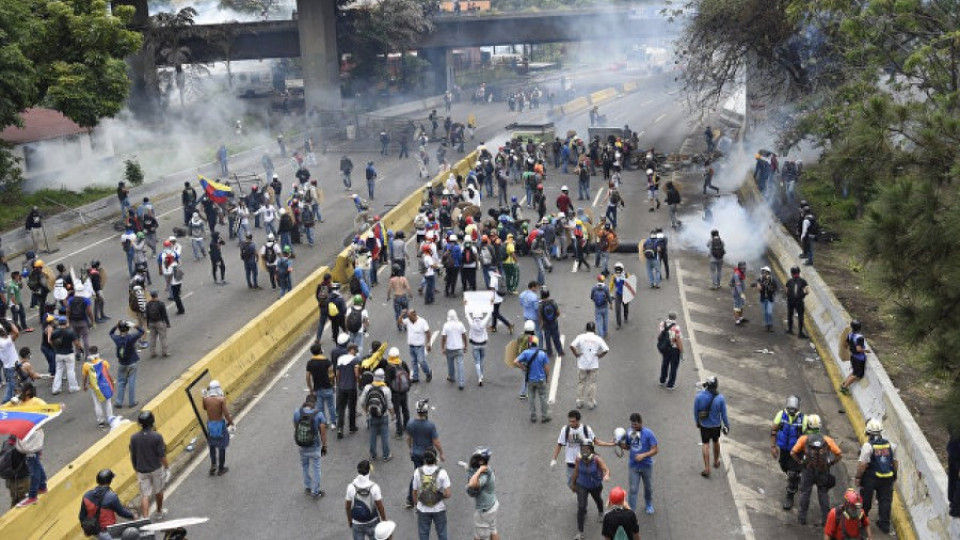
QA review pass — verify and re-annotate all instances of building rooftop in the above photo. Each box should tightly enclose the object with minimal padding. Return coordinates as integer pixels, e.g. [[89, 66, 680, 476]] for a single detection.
[[0, 108, 90, 145]]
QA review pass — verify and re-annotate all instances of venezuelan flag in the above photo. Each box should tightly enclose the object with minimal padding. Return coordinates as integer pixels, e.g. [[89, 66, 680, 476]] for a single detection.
[[199, 175, 233, 204], [0, 403, 63, 440]]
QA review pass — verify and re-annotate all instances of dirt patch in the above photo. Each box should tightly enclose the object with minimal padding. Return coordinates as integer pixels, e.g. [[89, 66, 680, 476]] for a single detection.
[[811, 238, 950, 466]]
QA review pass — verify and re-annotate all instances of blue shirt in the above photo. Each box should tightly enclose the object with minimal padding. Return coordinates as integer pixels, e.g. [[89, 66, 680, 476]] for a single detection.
[[405, 418, 438, 457], [517, 347, 550, 382], [109, 327, 144, 366], [627, 427, 658, 469], [519, 290, 540, 321], [693, 389, 728, 428], [292, 406, 325, 448]]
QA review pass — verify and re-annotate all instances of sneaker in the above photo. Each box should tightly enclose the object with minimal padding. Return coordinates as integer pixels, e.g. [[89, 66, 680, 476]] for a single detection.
[[576, 401, 584, 409], [518, 393, 527, 400], [217, 467, 229, 476], [115, 402, 123, 409], [304, 488, 312, 495], [16, 497, 38, 507], [37, 488, 47, 495], [383, 454, 393, 462], [210, 467, 218, 476], [405, 500, 415, 509], [311, 490, 325, 498], [646, 504, 655, 514], [349, 427, 359, 433], [541, 416, 551, 423], [426, 373, 432, 382], [152, 509, 168, 521]]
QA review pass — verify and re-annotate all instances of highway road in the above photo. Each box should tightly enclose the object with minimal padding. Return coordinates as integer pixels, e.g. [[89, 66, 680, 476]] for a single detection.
[[149, 80, 875, 539], [0, 69, 657, 510]]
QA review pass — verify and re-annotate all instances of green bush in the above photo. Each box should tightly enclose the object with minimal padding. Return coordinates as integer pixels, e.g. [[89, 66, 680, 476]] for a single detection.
[[124, 158, 144, 187]]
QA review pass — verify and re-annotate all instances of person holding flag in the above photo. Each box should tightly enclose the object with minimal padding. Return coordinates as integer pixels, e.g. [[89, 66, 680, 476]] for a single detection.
[[81, 346, 115, 429], [1, 382, 60, 507], [198, 175, 233, 205]]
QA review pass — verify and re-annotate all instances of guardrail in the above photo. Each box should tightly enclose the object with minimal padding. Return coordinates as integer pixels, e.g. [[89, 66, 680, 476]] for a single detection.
[[739, 179, 955, 540], [0, 151, 481, 540]]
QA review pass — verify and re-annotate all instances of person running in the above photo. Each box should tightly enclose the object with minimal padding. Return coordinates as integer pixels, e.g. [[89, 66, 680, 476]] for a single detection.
[[466, 447, 499, 540], [840, 319, 870, 395], [202, 380, 234, 477], [346, 459, 387, 539], [694, 376, 729, 478], [569, 439, 610, 540]]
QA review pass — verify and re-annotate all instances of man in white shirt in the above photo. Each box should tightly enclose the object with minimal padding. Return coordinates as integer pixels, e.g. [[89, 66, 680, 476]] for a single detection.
[[412, 448, 451, 539], [345, 459, 387, 537], [441, 310, 467, 390], [399, 310, 432, 382], [550, 409, 596, 485], [569, 322, 610, 410]]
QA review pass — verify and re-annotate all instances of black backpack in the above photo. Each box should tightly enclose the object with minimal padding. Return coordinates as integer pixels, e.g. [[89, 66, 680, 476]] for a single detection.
[[656, 323, 675, 354], [264, 246, 278, 264], [643, 239, 657, 260], [351, 483, 377, 522], [805, 215, 819, 237], [68, 297, 87, 321], [366, 386, 387, 418], [346, 308, 364, 333], [0, 435, 26, 480], [301, 208, 315, 226], [240, 242, 255, 261], [710, 237, 726, 259], [294, 409, 318, 447], [610, 190, 621, 205]]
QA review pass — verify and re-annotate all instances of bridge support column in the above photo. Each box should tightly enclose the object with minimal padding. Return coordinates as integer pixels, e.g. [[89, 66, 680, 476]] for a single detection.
[[297, 0, 341, 112], [421, 47, 454, 96]]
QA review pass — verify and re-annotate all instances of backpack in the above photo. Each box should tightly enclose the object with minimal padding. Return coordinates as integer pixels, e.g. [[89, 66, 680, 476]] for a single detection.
[[541, 300, 559, 323], [366, 386, 387, 418], [643, 239, 657, 260], [146, 300, 163, 321], [0, 435, 26, 480], [391, 366, 410, 393], [294, 409, 318, 447], [804, 433, 830, 471], [240, 242, 255, 261], [709, 237, 726, 259], [495, 274, 507, 296], [303, 188, 314, 203], [657, 323, 675, 354], [418, 256, 428, 275], [264, 246, 278, 265], [79, 491, 106, 537], [27, 270, 41, 292], [805, 215, 819, 237], [610, 190, 621, 205], [351, 483, 377, 522], [301, 207, 315, 226], [173, 264, 184, 282], [591, 285, 608, 308], [598, 232, 610, 252], [666, 186, 681, 205], [68, 297, 87, 321], [346, 308, 364, 333], [463, 247, 475, 265], [480, 245, 493, 266], [417, 466, 444, 507], [122, 237, 132, 251], [441, 249, 455, 269]]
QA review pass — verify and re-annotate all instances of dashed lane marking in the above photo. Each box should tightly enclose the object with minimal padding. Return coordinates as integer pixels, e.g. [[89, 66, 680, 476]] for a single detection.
[[592, 186, 606, 208], [676, 258, 756, 540], [654, 113, 668, 124]]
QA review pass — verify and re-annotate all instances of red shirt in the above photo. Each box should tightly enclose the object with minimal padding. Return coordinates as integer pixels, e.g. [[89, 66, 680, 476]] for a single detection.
[[823, 507, 869, 539], [556, 194, 572, 213]]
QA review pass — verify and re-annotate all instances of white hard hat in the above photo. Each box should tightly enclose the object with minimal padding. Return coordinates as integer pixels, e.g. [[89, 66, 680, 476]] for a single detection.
[[388, 347, 400, 358], [807, 414, 822, 430], [646, 168, 654, 175], [865, 418, 883, 435], [524, 320, 536, 332], [613, 427, 626, 442], [374, 520, 396, 540], [267, 233, 275, 241], [561, 185, 569, 192]]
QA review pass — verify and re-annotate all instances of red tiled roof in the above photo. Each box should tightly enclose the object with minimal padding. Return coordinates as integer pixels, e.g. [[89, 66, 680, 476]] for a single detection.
[[0, 108, 90, 145]]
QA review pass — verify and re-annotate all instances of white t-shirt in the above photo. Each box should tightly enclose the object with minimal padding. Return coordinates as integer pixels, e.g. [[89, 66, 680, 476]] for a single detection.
[[557, 424, 595, 465], [404, 317, 430, 346], [413, 464, 451, 513], [488, 272, 504, 304], [423, 253, 437, 277], [570, 332, 609, 370], [467, 315, 491, 344], [0, 336, 18, 369], [441, 320, 466, 350], [344, 475, 383, 524]]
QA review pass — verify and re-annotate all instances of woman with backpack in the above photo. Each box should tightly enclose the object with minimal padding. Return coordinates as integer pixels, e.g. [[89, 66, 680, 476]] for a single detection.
[[569, 439, 610, 540]]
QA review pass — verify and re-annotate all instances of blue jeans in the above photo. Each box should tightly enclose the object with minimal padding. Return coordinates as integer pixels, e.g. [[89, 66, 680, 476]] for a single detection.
[[628, 465, 653, 510], [472, 345, 486, 379], [2, 367, 15, 403], [598, 251, 609, 275], [353, 520, 378, 540], [125, 249, 135, 277], [543, 324, 563, 357], [368, 416, 390, 458], [367, 180, 376, 200], [534, 255, 550, 285], [280, 232, 292, 251], [525, 185, 534, 206], [264, 221, 277, 237], [304, 226, 314, 246], [115, 363, 138, 406], [445, 349, 464, 387], [26, 454, 46, 498], [349, 331, 365, 353], [191, 238, 205, 260], [606, 205, 618, 228], [424, 275, 436, 304], [278, 276, 292, 298], [409, 345, 431, 380], [762, 299, 774, 327], [244, 260, 259, 287], [393, 296, 409, 329], [594, 307, 609, 337], [578, 178, 590, 200], [646, 258, 661, 286], [312, 203, 321, 223], [317, 388, 337, 427], [484, 177, 494, 197], [300, 445, 322, 494], [417, 510, 448, 540]]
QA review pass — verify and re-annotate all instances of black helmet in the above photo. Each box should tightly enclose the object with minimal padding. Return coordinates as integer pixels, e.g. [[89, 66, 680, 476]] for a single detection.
[[91, 260, 101, 269], [392, 264, 402, 275], [96, 469, 115, 485], [137, 410, 155, 429], [850, 319, 862, 332], [790, 266, 801, 275], [471, 446, 492, 465], [737, 261, 746, 270], [416, 399, 430, 415], [799, 199, 809, 207]]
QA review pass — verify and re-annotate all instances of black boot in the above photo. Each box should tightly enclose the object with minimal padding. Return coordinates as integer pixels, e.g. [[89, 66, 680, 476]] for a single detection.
[[782, 491, 795, 510]]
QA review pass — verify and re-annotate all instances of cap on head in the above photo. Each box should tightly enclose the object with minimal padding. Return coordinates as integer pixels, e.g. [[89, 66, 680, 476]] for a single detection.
[[704, 376, 718, 390]]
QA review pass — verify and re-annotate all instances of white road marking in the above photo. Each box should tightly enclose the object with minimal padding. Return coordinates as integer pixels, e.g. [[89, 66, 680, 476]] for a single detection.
[[725, 408, 777, 433], [429, 327, 439, 347], [688, 320, 728, 337], [592, 186, 606, 208], [698, 344, 787, 378], [164, 324, 324, 498], [675, 259, 756, 540], [723, 437, 771, 469], [716, 374, 782, 404], [684, 300, 715, 315], [547, 334, 565, 404], [654, 113, 668, 124]]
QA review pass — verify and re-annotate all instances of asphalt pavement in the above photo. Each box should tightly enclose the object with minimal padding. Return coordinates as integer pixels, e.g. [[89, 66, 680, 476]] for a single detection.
[[152, 78, 876, 539]]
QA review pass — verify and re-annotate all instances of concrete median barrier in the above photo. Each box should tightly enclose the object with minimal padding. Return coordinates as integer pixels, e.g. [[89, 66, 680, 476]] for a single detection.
[[739, 179, 956, 540], [589, 88, 618, 106], [563, 96, 591, 116]]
